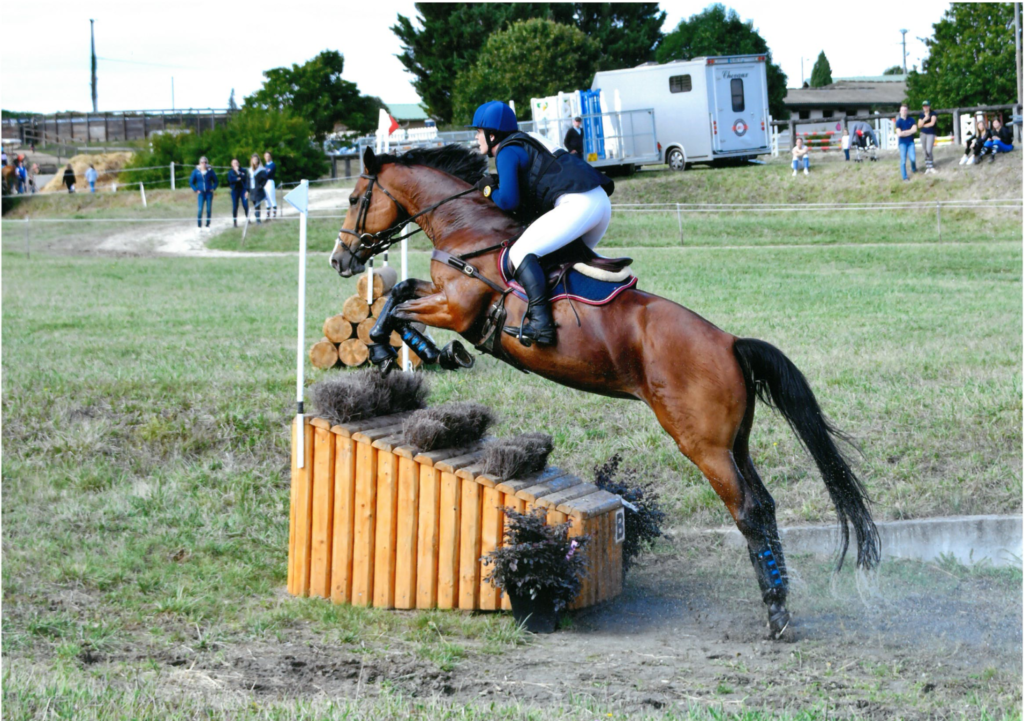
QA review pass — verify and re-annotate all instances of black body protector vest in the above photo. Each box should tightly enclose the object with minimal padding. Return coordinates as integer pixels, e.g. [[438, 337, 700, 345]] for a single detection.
[[496, 131, 614, 224]]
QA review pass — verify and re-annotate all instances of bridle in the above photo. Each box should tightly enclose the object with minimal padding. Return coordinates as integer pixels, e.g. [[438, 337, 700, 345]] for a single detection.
[[338, 172, 477, 261]]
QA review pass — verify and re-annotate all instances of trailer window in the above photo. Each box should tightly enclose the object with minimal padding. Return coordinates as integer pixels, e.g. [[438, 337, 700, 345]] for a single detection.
[[730, 78, 745, 112], [669, 75, 692, 93]]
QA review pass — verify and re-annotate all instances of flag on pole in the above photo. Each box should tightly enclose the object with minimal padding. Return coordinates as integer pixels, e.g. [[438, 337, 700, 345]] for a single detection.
[[285, 182, 309, 214], [377, 108, 400, 136]]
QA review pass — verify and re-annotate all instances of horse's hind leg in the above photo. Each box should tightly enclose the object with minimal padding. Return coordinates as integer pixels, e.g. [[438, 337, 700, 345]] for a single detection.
[[733, 408, 791, 637]]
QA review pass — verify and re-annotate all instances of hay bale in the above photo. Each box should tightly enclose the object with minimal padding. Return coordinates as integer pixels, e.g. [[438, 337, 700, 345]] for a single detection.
[[481, 433, 554, 480], [402, 402, 496, 451], [311, 369, 429, 425], [42, 152, 135, 193]]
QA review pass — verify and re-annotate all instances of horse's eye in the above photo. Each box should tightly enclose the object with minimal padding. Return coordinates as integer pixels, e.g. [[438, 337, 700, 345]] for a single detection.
[[349, 197, 358, 206]]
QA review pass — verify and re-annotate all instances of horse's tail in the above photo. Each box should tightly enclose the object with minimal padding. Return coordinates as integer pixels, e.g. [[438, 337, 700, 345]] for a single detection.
[[733, 337, 880, 571]]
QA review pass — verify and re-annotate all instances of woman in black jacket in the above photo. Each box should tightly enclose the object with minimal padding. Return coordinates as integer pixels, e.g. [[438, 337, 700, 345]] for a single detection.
[[247, 154, 268, 223], [227, 159, 249, 227]]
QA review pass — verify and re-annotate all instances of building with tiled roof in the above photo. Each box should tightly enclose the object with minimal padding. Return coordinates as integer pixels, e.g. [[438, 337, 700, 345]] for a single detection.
[[783, 75, 907, 121]]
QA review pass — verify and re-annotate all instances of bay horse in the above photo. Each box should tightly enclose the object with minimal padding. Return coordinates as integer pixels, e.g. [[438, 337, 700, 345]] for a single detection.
[[330, 145, 880, 636]]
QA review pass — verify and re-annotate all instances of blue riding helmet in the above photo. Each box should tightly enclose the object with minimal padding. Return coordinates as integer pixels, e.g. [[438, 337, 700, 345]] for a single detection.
[[468, 101, 518, 132]]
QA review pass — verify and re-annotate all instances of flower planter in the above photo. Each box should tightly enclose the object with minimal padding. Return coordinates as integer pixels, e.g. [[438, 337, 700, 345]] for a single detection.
[[507, 589, 560, 634]]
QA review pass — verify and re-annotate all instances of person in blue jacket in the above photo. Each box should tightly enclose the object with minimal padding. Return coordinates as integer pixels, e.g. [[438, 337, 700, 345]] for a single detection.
[[189, 156, 219, 229], [263, 151, 278, 219], [470, 101, 614, 347]]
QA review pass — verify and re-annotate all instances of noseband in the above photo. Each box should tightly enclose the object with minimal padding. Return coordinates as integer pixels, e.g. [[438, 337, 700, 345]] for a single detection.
[[337, 172, 477, 261]]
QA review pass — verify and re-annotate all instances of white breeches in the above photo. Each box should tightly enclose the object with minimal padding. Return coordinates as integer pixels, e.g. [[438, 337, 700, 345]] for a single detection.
[[508, 186, 612, 270], [264, 179, 277, 207]]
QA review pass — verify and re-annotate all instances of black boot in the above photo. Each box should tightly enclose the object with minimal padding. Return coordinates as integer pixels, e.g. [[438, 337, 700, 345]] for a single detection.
[[503, 254, 556, 346]]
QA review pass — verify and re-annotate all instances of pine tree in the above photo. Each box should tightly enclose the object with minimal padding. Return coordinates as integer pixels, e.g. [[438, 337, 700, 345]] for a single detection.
[[810, 51, 832, 88]]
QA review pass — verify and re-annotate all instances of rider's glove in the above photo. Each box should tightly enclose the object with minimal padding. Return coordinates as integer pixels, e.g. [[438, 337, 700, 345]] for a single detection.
[[475, 173, 498, 197]]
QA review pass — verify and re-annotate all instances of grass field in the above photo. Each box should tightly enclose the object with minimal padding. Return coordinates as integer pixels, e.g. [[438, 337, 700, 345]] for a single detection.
[[2, 147, 1021, 718]]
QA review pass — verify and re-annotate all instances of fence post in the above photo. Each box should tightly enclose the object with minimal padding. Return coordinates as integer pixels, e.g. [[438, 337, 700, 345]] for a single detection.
[[24, 217, 30, 259], [936, 201, 941, 241], [952, 110, 961, 147], [676, 203, 683, 245], [140, 183, 147, 208], [170, 162, 175, 190]]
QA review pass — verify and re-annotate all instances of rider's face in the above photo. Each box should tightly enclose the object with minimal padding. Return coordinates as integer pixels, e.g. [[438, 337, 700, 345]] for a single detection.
[[475, 129, 489, 156]]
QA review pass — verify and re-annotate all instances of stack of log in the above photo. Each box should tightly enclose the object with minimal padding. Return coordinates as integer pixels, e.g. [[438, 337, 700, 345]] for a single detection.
[[310, 267, 424, 369]]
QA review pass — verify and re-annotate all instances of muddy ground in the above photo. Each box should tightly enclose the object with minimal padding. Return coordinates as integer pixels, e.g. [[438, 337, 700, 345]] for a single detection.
[[52, 535, 1021, 719]]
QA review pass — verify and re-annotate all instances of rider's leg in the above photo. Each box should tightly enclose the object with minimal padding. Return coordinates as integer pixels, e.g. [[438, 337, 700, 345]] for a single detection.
[[576, 187, 613, 252], [507, 188, 611, 346]]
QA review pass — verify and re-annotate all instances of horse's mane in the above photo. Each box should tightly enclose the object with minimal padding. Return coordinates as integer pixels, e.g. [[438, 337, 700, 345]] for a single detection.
[[382, 144, 487, 185]]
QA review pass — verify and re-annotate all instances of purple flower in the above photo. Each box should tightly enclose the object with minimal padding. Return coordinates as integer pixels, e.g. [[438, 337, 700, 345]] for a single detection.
[[565, 540, 578, 562]]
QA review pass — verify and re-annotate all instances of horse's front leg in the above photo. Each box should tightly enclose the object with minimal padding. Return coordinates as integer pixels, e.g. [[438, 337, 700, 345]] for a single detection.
[[368, 279, 473, 372]]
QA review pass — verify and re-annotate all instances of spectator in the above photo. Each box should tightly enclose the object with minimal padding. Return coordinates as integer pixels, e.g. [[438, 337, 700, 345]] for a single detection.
[[189, 156, 219, 229], [841, 128, 850, 161], [227, 158, 249, 227], [791, 136, 809, 176], [918, 101, 938, 174], [1, 149, 7, 166], [960, 118, 992, 165], [563, 116, 584, 157], [894, 103, 918, 181], [15, 158, 28, 194], [85, 164, 98, 193], [263, 151, 278, 219], [982, 117, 1014, 163], [62, 163, 76, 193], [247, 154, 268, 224]]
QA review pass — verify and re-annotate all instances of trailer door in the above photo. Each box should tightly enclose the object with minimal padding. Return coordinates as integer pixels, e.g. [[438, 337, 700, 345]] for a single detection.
[[709, 64, 768, 153]]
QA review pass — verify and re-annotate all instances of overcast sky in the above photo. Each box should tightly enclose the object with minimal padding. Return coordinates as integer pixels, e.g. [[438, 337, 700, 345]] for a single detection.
[[1, 1, 949, 114]]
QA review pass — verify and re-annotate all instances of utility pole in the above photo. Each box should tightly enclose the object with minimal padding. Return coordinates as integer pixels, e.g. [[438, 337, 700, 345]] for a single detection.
[[899, 29, 908, 75], [1016, 3, 1022, 142], [90, 19, 97, 112]]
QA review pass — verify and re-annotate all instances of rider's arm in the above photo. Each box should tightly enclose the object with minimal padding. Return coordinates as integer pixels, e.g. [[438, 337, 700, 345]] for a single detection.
[[488, 145, 529, 212]]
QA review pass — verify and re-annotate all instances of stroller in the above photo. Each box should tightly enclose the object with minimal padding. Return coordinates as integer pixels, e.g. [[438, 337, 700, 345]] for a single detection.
[[850, 124, 878, 162]]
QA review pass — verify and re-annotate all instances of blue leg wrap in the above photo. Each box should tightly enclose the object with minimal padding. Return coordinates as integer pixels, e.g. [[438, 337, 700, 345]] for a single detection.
[[399, 325, 439, 364], [749, 541, 788, 605]]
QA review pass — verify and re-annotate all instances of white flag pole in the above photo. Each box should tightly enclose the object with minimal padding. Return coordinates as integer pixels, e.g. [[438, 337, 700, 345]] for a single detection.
[[401, 236, 410, 371], [287, 179, 310, 467]]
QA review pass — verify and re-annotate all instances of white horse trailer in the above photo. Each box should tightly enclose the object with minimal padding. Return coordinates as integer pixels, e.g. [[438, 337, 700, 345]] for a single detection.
[[591, 55, 771, 170]]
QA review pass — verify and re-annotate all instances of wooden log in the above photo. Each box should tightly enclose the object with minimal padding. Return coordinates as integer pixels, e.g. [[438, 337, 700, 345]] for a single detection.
[[342, 296, 370, 323], [458, 478, 483, 610], [437, 471, 462, 609], [338, 339, 369, 367], [330, 433, 357, 604], [371, 296, 388, 318], [309, 338, 340, 370], [478, 485, 503, 610], [416, 463, 442, 609], [389, 330, 403, 348], [288, 416, 314, 596], [323, 315, 354, 343], [309, 422, 336, 598], [393, 456, 419, 609], [356, 318, 376, 345], [372, 449, 400, 608], [350, 440, 377, 606], [357, 266, 398, 300]]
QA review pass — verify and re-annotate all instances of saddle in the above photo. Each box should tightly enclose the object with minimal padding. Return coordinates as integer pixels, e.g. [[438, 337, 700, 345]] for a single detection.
[[535, 240, 633, 285]]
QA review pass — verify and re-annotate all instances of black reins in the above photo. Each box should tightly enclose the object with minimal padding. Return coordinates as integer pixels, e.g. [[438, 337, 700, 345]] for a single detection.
[[338, 173, 477, 259]]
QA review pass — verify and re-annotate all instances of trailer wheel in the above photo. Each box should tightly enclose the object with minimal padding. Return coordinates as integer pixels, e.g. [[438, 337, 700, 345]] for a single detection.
[[667, 147, 686, 171]]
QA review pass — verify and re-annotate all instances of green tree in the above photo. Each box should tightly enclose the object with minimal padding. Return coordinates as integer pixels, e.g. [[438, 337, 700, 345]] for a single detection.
[[810, 51, 832, 87], [451, 19, 601, 124], [124, 108, 327, 187], [906, 3, 1017, 110], [656, 4, 789, 119], [393, 3, 665, 124], [244, 50, 382, 141], [882, 65, 904, 76]]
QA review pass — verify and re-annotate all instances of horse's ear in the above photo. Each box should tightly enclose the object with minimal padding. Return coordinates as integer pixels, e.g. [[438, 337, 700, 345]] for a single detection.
[[363, 147, 377, 174]]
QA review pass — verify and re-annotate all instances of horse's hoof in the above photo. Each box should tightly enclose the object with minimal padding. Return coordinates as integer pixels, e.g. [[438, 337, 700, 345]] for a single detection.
[[767, 603, 791, 639], [439, 341, 475, 371]]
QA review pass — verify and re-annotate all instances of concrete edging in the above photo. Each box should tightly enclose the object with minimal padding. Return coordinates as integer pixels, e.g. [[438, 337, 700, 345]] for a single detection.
[[693, 515, 1022, 568]]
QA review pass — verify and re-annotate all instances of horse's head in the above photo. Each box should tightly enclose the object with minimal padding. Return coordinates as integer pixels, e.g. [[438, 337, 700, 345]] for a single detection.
[[330, 148, 406, 277]]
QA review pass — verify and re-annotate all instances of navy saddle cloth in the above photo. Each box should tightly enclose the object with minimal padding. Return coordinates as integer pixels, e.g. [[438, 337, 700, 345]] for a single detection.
[[499, 242, 637, 306]]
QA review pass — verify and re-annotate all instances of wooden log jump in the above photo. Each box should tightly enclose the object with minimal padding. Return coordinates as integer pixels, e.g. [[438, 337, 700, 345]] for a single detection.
[[288, 414, 625, 611]]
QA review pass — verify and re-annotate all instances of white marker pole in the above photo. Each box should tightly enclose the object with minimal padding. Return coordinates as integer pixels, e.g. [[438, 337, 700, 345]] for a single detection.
[[286, 179, 311, 467], [401, 236, 410, 371], [139, 182, 147, 208]]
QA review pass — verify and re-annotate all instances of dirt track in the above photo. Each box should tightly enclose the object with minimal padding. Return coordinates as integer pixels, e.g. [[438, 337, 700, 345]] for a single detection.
[[102, 535, 1021, 718]]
